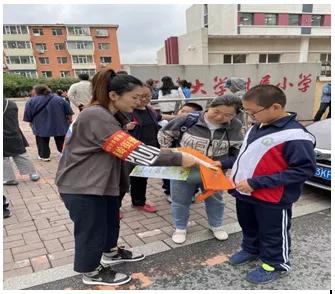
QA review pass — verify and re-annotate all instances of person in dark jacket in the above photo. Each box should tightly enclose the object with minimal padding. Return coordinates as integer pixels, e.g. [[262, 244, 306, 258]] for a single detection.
[[313, 82, 331, 121], [213, 85, 316, 284], [119, 86, 162, 213], [3, 98, 39, 185], [23, 85, 74, 161]]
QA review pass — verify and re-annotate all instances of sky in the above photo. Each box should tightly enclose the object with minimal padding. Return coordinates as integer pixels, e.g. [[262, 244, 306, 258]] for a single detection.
[[3, 4, 191, 64]]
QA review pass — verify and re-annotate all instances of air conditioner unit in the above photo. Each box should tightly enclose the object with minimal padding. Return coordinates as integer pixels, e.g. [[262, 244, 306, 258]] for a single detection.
[[37, 49, 45, 54]]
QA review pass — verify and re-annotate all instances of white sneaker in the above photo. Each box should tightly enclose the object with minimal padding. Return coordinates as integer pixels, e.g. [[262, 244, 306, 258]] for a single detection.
[[172, 229, 187, 244], [210, 226, 228, 240], [38, 156, 51, 162]]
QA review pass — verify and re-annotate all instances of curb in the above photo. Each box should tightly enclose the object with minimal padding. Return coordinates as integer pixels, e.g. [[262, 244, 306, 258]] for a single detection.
[[3, 200, 330, 290]]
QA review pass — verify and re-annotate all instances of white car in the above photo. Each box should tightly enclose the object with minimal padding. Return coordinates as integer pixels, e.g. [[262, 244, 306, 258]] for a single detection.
[[305, 119, 331, 191]]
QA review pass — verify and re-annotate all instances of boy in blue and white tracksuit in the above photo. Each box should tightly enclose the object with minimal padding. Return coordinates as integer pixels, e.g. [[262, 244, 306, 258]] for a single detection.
[[215, 84, 316, 284]]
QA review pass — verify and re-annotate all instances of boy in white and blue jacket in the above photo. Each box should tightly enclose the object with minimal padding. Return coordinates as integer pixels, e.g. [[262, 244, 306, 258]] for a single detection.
[[214, 84, 316, 284]]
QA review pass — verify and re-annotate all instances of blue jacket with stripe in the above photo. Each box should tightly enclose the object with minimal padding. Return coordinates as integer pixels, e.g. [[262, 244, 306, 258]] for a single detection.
[[220, 113, 317, 209]]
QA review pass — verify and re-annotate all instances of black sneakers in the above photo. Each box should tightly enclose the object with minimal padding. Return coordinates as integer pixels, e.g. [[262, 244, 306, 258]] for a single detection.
[[101, 246, 145, 265], [3, 208, 12, 219], [82, 265, 131, 286]]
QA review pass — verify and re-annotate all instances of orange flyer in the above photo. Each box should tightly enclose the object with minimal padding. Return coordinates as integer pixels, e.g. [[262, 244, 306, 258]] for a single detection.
[[176, 147, 235, 191]]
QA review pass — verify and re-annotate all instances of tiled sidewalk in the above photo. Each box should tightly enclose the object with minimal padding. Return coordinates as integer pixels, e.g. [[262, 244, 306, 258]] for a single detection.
[[3, 101, 330, 280]]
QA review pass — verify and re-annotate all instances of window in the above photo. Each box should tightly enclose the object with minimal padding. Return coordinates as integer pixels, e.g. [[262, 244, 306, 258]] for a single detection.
[[320, 53, 331, 76], [312, 15, 323, 26], [265, 14, 277, 25], [95, 29, 109, 37], [32, 28, 44, 35], [12, 71, 37, 78], [60, 71, 70, 78], [288, 14, 300, 26], [52, 28, 63, 36], [268, 54, 280, 63], [259, 54, 280, 63], [320, 53, 331, 64], [39, 57, 49, 64], [301, 27, 311, 34], [72, 55, 93, 64], [36, 43, 47, 51], [4, 41, 31, 49], [67, 41, 93, 50], [223, 54, 246, 64], [100, 56, 112, 63], [98, 43, 110, 50], [67, 26, 90, 36], [223, 55, 232, 64], [3, 25, 28, 35], [54, 43, 65, 50], [302, 4, 313, 13], [41, 71, 52, 78], [57, 57, 67, 64], [6, 56, 34, 64], [233, 54, 246, 63], [259, 54, 267, 63], [204, 4, 208, 28], [75, 69, 96, 77], [240, 13, 253, 25]]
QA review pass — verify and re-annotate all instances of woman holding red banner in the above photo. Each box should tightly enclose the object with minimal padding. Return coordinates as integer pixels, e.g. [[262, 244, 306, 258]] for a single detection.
[[55, 69, 203, 287], [158, 94, 244, 244]]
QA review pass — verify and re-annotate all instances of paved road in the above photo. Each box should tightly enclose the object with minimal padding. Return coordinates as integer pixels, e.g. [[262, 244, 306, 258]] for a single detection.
[[28, 209, 331, 290], [5, 101, 330, 280]]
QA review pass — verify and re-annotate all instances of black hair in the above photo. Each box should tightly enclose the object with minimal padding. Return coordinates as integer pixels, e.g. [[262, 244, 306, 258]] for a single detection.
[[209, 94, 243, 113], [91, 69, 143, 110], [33, 84, 52, 96], [56, 89, 64, 96], [146, 79, 154, 87], [243, 84, 286, 108], [107, 74, 143, 95], [116, 70, 128, 75], [182, 102, 203, 111], [179, 79, 192, 89], [78, 73, 89, 81], [160, 76, 178, 95]]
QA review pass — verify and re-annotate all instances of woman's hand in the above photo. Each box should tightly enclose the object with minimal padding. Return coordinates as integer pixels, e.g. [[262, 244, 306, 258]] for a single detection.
[[125, 122, 137, 130], [181, 152, 219, 170]]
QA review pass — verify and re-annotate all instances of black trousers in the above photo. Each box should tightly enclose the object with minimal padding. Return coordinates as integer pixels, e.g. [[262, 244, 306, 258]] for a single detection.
[[162, 179, 171, 195], [35, 136, 65, 159], [61, 194, 120, 273], [236, 199, 292, 271], [314, 102, 331, 121], [119, 177, 148, 207]]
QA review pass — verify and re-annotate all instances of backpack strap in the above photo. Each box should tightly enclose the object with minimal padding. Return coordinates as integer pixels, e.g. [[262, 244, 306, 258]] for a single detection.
[[177, 112, 201, 144]]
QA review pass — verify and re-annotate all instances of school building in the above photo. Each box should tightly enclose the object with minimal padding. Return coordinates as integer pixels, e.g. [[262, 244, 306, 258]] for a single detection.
[[157, 4, 331, 76]]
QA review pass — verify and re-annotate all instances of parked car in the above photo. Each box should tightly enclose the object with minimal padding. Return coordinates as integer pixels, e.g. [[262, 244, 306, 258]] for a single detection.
[[305, 118, 331, 191]]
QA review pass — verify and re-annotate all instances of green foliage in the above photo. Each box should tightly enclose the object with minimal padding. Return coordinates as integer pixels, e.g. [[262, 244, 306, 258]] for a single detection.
[[3, 73, 79, 97]]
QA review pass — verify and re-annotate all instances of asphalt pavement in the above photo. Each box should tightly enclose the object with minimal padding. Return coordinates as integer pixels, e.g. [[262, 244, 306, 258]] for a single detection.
[[27, 209, 331, 290]]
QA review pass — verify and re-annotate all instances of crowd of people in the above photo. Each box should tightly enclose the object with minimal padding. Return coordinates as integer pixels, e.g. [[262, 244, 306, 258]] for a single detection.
[[3, 69, 323, 286]]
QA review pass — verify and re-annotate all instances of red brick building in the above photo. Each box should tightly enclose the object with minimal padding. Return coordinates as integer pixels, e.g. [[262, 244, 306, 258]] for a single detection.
[[3, 24, 121, 78]]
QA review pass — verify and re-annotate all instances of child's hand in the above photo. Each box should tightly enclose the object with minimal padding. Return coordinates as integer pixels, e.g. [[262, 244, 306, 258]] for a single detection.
[[236, 180, 254, 193], [211, 161, 222, 169]]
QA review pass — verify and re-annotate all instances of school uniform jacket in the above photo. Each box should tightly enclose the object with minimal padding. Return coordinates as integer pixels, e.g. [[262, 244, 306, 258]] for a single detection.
[[221, 113, 316, 209]]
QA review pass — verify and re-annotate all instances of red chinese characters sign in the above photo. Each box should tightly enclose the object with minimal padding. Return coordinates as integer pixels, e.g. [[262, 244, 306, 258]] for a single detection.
[[187, 73, 313, 96]]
